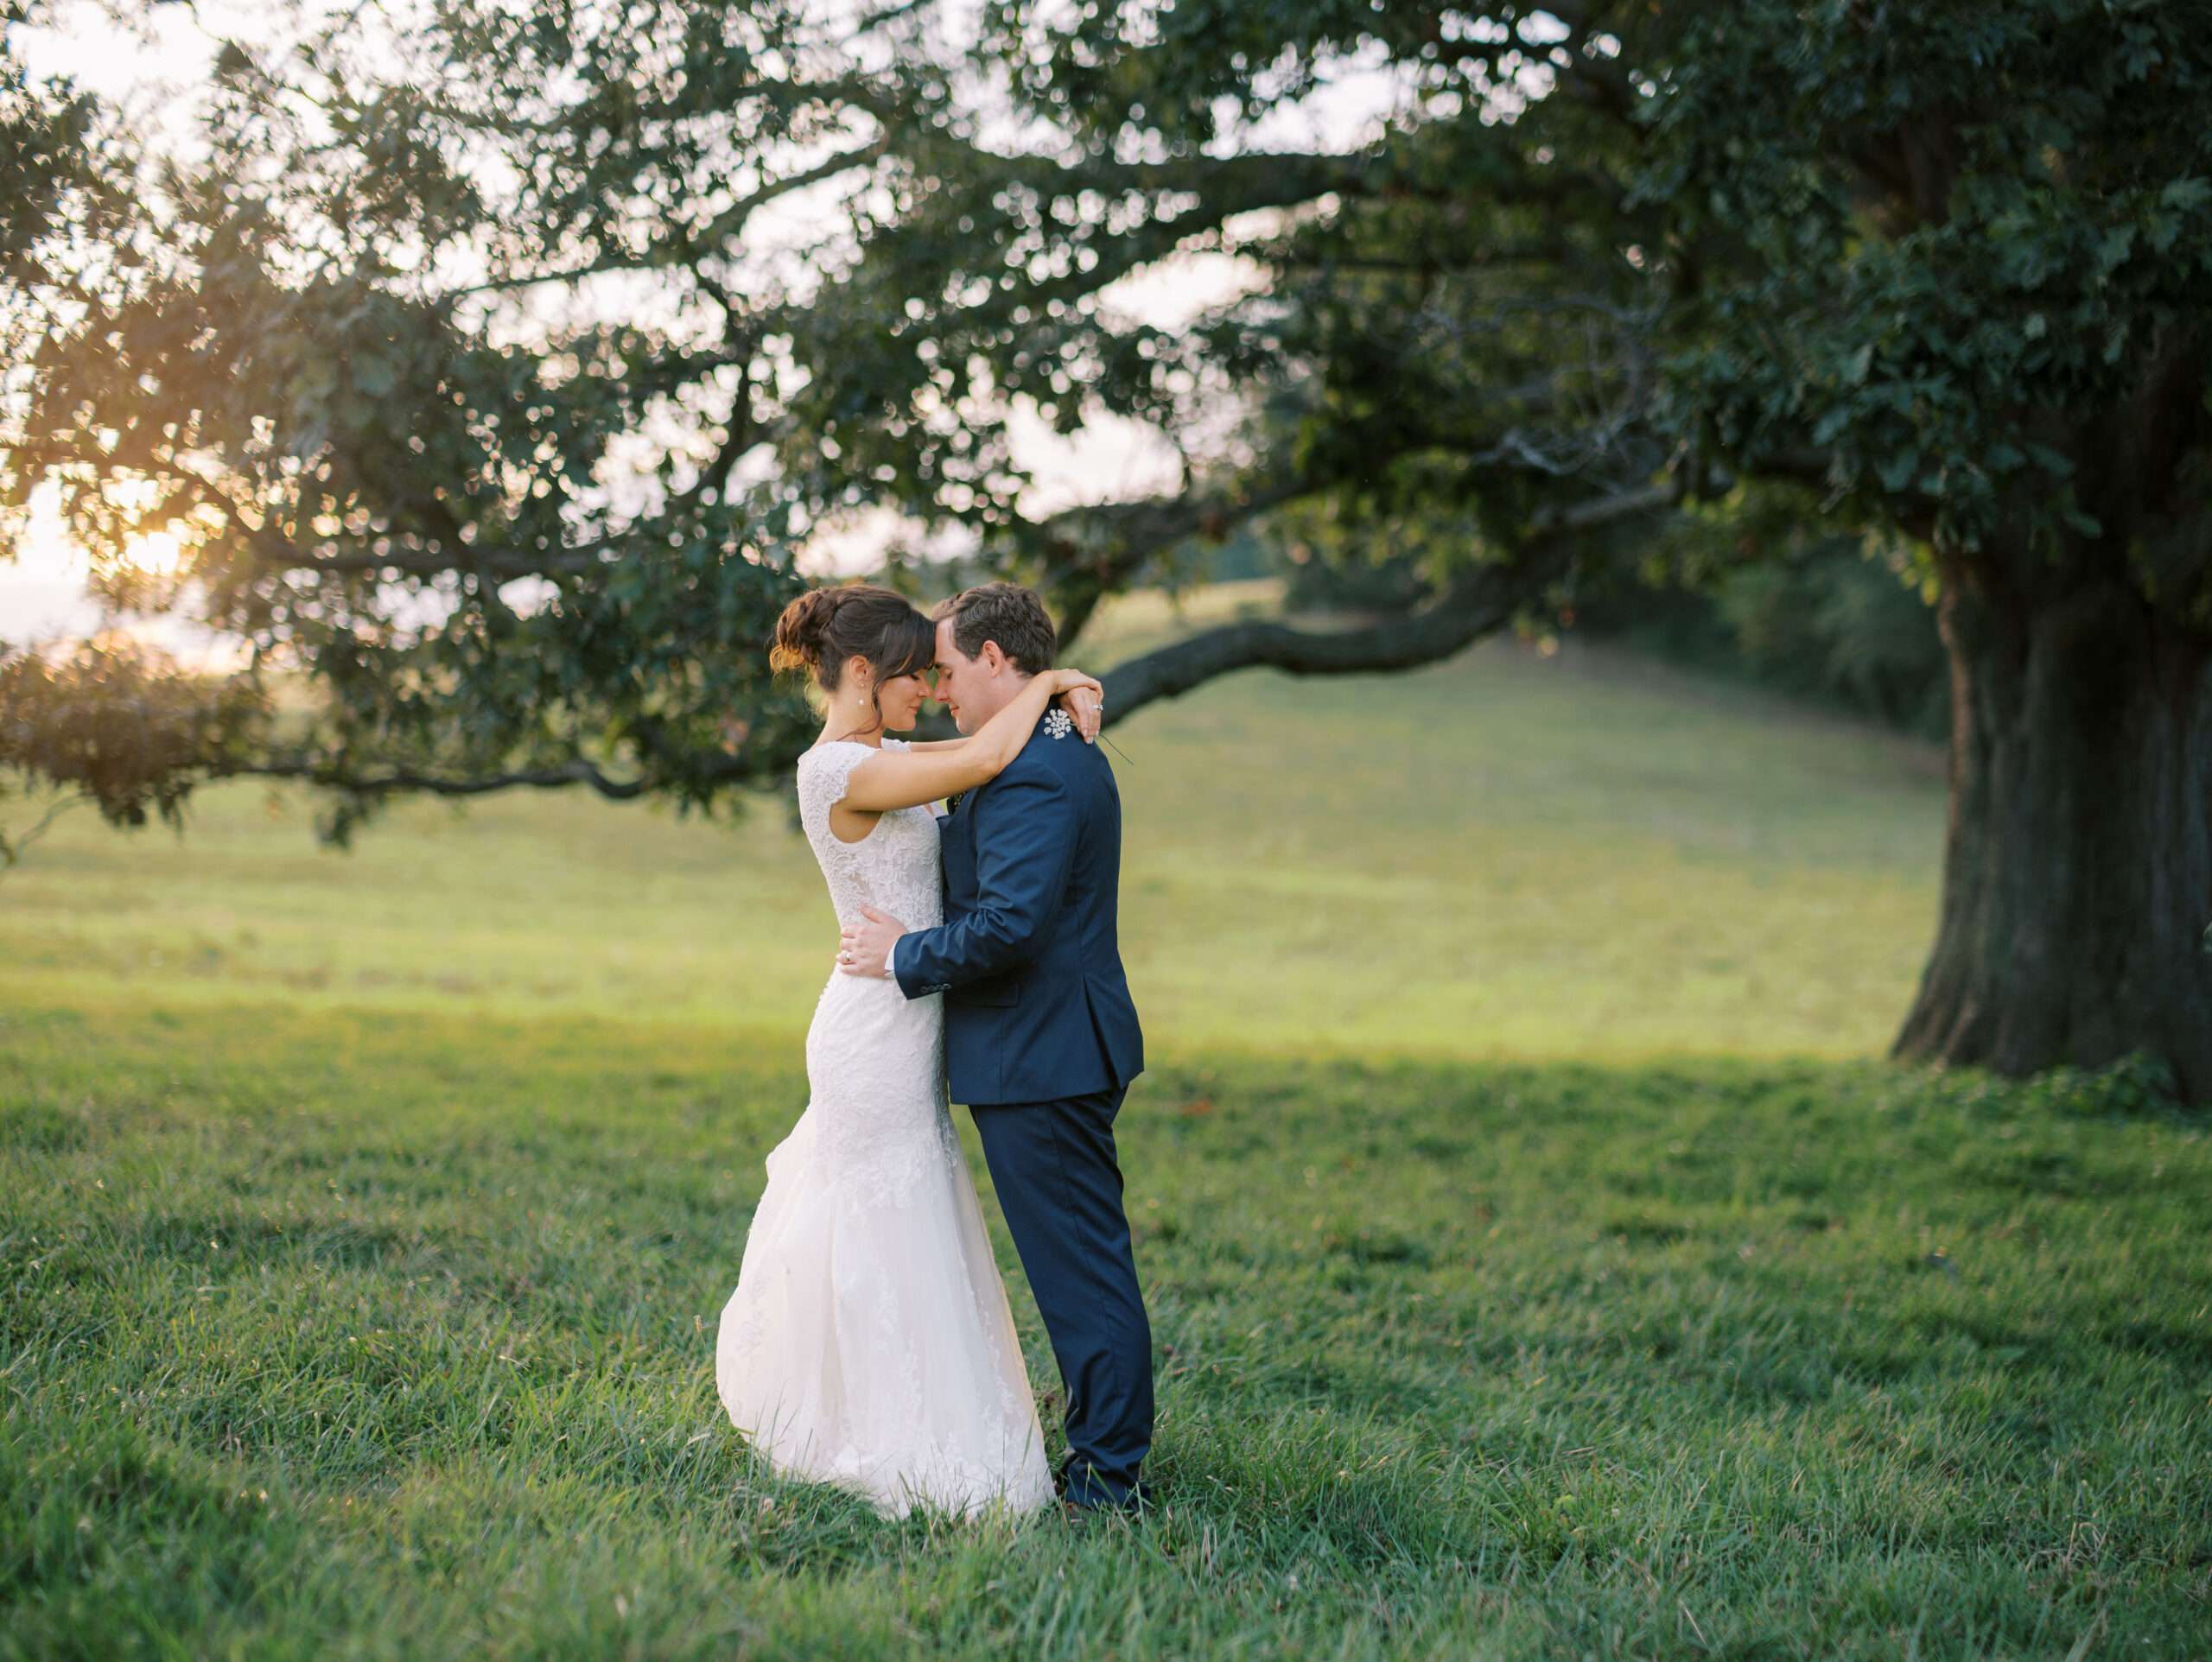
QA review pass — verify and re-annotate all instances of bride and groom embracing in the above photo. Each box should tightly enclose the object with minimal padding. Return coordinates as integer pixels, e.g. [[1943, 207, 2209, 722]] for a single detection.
[[714, 579, 1154, 1521]]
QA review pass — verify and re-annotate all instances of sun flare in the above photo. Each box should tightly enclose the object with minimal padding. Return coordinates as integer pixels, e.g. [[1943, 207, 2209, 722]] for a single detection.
[[121, 530, 185, 577]]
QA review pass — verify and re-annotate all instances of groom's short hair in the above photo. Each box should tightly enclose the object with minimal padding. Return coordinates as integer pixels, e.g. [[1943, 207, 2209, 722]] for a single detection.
[[932, 581, 1058, 676]]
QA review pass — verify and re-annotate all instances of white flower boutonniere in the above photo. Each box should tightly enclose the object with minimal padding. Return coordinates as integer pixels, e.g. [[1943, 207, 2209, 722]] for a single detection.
[[1044, 708, 1074, 740]]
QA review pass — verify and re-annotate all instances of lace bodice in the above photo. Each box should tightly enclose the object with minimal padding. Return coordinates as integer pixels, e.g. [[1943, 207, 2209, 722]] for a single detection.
[[796, 739, 944, 935]]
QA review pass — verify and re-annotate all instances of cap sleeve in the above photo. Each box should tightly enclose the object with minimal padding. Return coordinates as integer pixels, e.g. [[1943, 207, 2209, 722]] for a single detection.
[[796, 740, 875, 841]]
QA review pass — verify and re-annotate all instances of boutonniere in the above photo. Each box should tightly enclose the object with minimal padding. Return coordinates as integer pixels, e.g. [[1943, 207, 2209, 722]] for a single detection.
[[1044, 708, 1074, 740], [946, 790, 964, 813]]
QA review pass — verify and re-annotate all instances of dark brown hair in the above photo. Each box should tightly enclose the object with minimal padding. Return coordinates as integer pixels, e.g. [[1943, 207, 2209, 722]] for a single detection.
[[931, 581, 1058, 677], [770, 583, 934, 734]]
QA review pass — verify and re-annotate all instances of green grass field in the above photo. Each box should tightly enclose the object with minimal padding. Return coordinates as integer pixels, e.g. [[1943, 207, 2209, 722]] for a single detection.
[[4, 587, 2208, 1658], [0, 584, 1942, 1062]]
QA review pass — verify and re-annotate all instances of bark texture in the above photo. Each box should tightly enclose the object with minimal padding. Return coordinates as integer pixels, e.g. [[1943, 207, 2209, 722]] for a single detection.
[[1893, 565, 2212, 1102]]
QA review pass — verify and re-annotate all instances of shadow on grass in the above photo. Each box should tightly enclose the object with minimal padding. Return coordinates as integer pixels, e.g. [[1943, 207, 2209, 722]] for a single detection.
[[6, 1009, 2210, 1657]]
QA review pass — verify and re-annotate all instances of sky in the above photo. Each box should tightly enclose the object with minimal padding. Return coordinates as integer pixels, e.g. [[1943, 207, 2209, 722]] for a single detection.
[[0, 2, 1556, 658]]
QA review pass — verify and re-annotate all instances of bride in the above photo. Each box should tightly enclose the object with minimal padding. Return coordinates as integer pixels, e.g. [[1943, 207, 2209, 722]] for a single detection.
[[714, 581, 1105, 1519]]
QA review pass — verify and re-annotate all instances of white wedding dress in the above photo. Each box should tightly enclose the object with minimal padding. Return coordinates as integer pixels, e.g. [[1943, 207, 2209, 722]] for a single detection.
[[714, 738, 1055, 1519]]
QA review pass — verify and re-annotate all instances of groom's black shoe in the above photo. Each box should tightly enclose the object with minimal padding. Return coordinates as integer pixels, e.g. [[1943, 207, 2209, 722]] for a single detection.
[[1057, 1466, 1155, 1518]]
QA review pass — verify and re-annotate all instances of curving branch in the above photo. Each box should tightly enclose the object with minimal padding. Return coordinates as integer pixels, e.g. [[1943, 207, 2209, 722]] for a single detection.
[[232, 754, 654, 801], [1096, 562, 1544, 721], [442, 132, 898, 300], [1096, 477, 1681, 723], [1037, 469, 1319, 651], [226, 745, 777, 803]]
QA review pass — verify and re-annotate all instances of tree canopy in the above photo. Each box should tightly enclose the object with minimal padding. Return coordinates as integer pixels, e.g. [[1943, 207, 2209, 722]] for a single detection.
[[6, 0, 2209, 1089]]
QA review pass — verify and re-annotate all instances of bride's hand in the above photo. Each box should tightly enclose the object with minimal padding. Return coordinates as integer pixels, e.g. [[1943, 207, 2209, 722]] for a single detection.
[[1052, 670, 1103, 744]]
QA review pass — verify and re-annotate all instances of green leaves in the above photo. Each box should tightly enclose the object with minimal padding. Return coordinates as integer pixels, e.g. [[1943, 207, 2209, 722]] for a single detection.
[[1651, 0, 2212, 585], [11, 0, 2212, 841], [0, 640, 273, 838]]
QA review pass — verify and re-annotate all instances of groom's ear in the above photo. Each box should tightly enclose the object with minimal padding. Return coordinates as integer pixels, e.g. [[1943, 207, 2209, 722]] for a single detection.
[[977, 639, 1008, 676]]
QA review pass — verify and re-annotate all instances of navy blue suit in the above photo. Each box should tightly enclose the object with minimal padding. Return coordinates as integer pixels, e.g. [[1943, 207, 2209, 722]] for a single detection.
[[891, 710, 1152, 1508]]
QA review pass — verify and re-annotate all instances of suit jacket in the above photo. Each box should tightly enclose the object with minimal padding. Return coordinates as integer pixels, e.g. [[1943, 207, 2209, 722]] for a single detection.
[[891, 710, 1146, 1106]]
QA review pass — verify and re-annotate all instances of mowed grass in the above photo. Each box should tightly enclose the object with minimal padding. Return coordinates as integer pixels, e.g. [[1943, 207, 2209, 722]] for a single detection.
[[0, 582, 1941, 1061], [4, 1001, 2208, 1658], [4, 585, 2209, 1657]]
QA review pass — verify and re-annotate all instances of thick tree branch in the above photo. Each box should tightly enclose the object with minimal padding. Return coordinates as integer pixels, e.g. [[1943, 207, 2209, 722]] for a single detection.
[[1096, 558, 1549, 721], [1097, 477, 1680, 723], [228, 746, 771, 802], [1267, 241, 1581, 276], [175, 465, 689, 585], [233, 755, 652, 800], [444, 135, 896, 299], [1036, 469, 1316, 650]]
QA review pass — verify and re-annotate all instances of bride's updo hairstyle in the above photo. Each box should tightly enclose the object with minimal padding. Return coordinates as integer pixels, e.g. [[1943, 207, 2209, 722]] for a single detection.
[[769, 582, 935, 735]]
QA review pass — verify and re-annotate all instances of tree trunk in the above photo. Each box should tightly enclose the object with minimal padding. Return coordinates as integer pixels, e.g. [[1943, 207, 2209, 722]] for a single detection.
[[1893, 564, 2212, 1103]]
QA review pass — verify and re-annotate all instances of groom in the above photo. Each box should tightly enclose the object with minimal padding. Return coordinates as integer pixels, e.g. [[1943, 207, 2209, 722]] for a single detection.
[[836, 580, 1154, 1516]]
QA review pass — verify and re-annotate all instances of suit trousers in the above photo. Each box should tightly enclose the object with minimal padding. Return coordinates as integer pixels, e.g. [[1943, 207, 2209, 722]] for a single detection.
[[969, 1083, 1154, 1510]]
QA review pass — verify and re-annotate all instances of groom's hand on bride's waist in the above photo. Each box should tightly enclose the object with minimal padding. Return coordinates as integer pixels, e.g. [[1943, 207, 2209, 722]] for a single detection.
[[836, 905, 908, 979]]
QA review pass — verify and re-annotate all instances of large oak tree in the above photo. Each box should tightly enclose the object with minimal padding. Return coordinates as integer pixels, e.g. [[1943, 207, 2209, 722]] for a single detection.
[[5, 1, 2209, 1096]]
